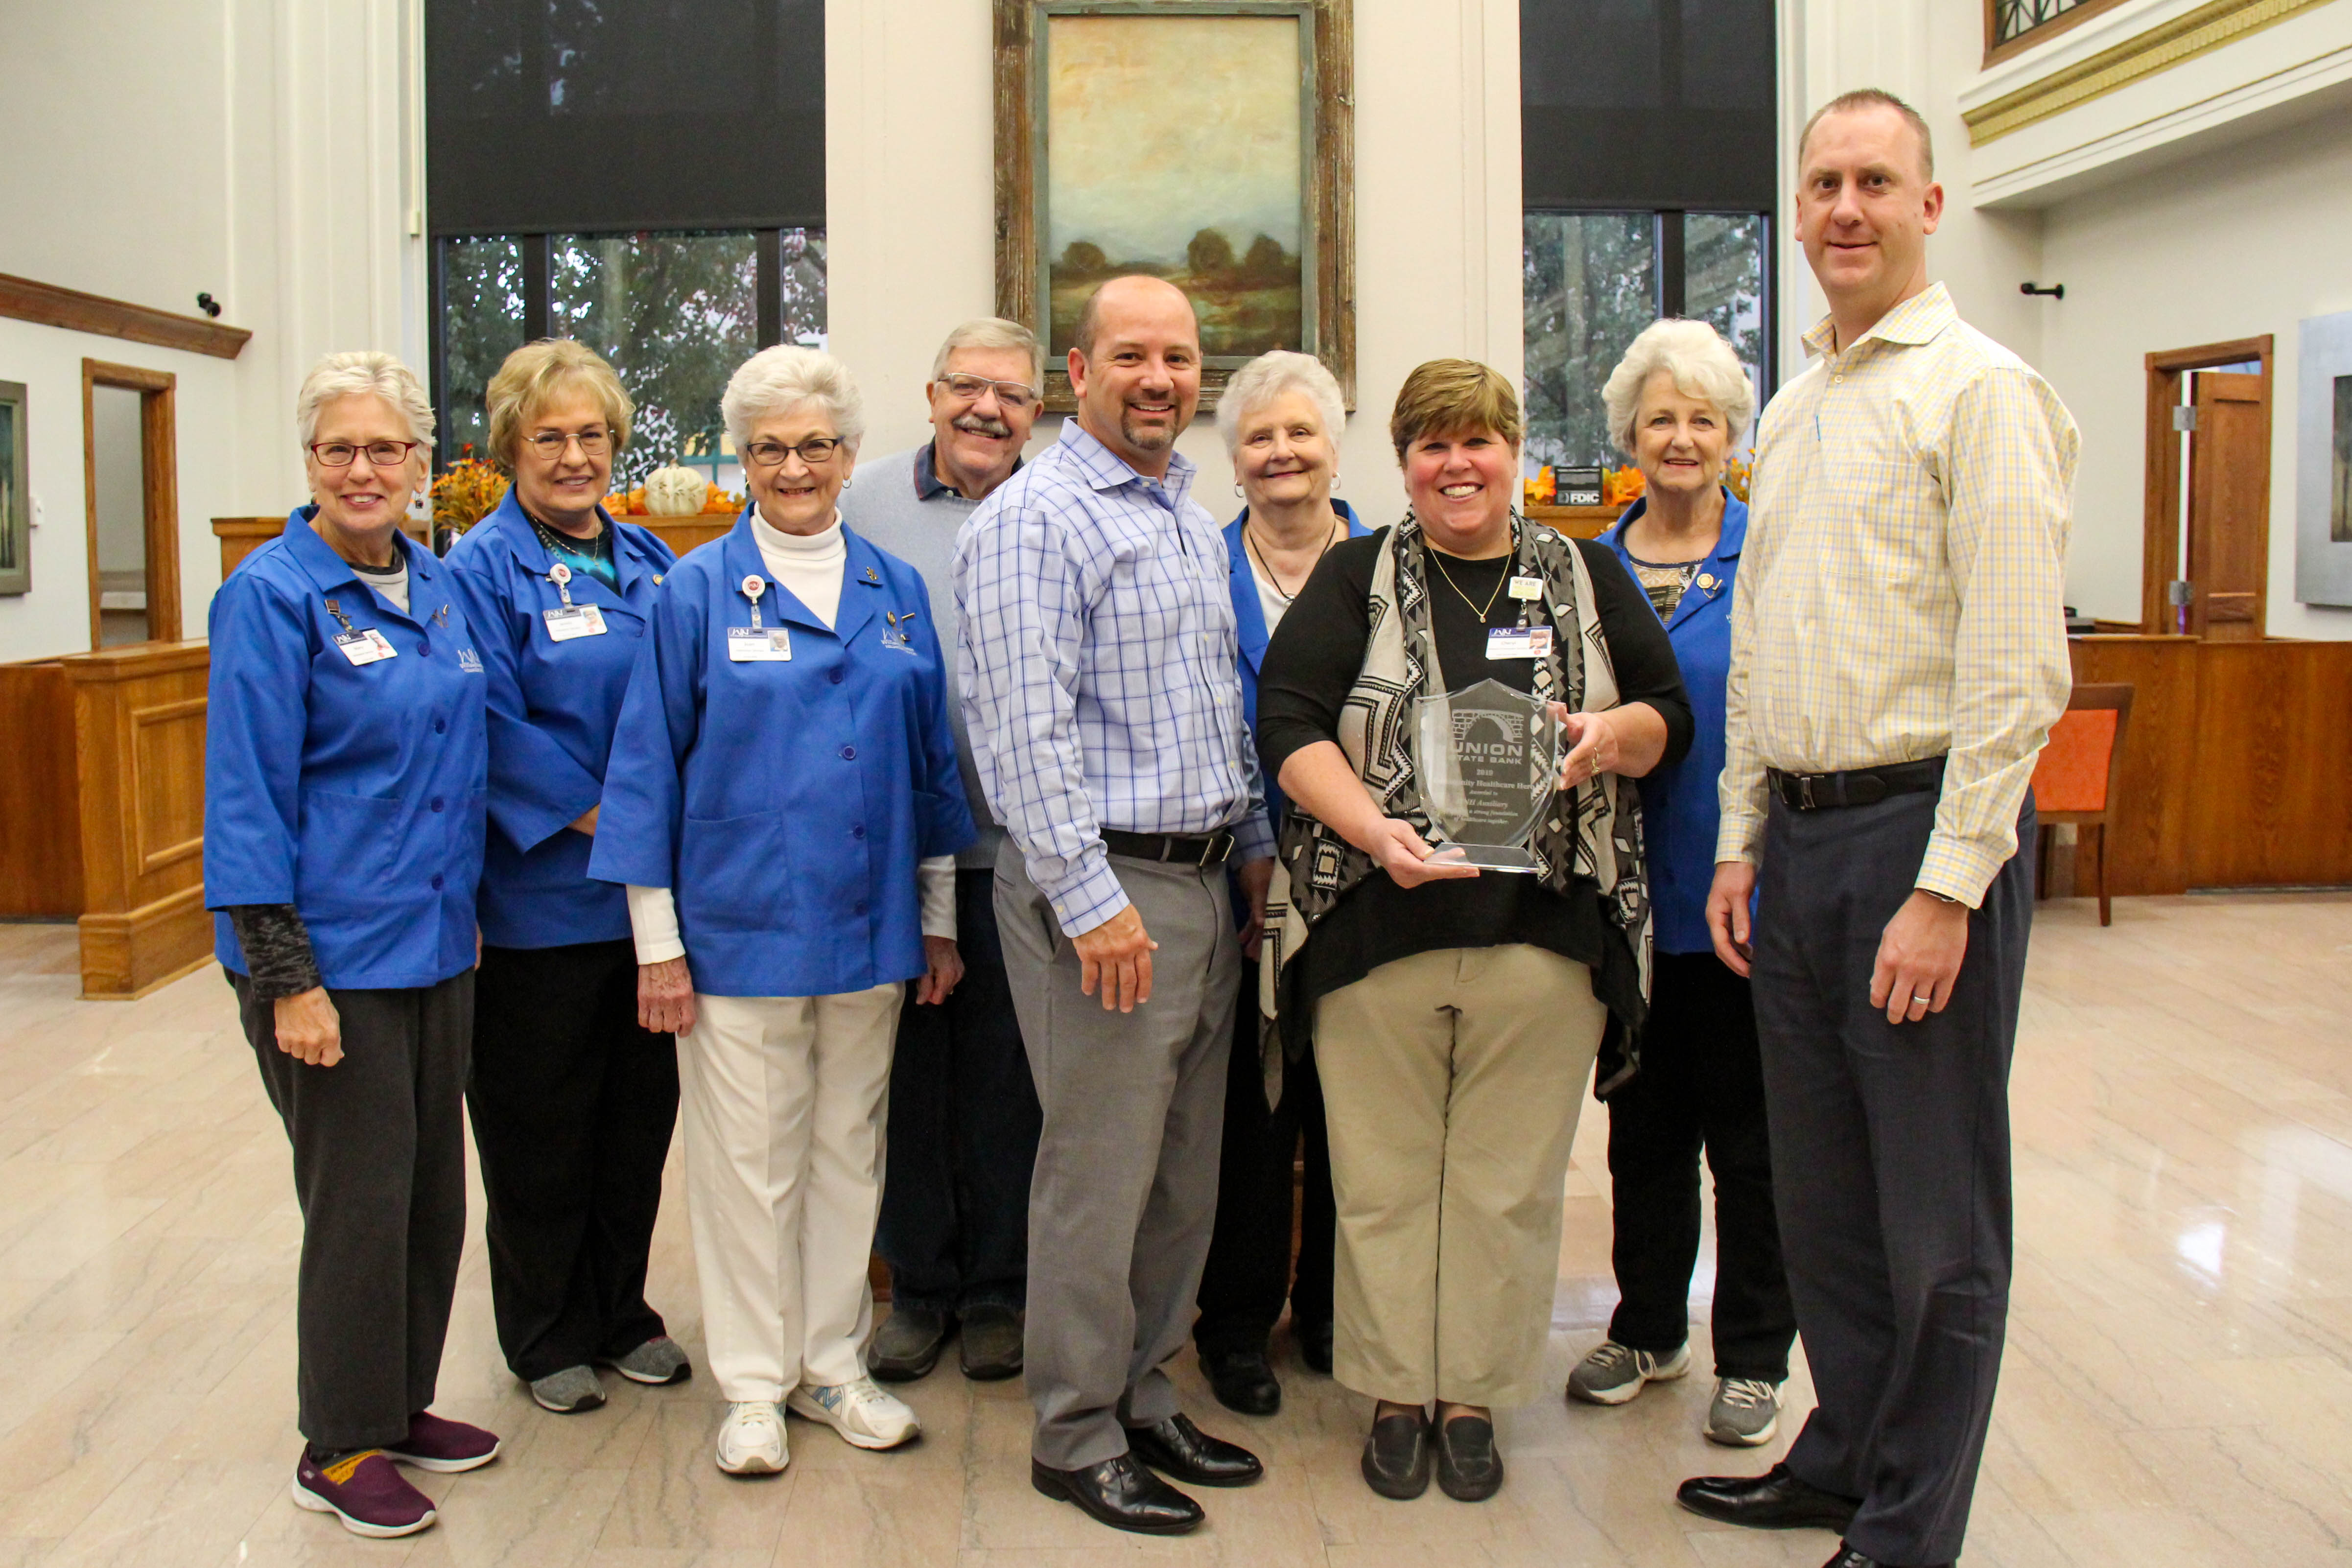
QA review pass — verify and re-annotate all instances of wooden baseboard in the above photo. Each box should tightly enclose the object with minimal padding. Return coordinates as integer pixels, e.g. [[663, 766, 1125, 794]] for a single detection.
[[79, 884, 212, 999]]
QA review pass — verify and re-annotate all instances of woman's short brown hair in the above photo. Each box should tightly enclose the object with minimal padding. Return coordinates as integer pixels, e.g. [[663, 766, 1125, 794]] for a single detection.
[[484, 339, 635, 469], [1388, 358, 1522, 462]]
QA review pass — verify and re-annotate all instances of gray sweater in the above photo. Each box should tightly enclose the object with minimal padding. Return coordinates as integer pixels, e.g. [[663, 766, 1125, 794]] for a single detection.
[[840, 444, 1008, 870]]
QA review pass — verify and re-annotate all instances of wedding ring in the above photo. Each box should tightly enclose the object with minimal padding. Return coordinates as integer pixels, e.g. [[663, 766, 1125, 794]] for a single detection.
[[1910, 993, 1932, 1005]]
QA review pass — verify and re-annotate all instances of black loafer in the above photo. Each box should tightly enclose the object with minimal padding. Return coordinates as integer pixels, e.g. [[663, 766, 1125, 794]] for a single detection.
[[1360, 1409, 1431, 1499], [1122, 1413, 1263, 1487], [869, 1306, 948, 1383], [1435, 1413, 1503, 1501], [1031, 1454, 1203, 1535], [1676, 1463, 1861, 1532], [1202, 1344, 1282, 1416], [1296, 1318, 1334, 1375], [958, 1304, 1024, 1381]]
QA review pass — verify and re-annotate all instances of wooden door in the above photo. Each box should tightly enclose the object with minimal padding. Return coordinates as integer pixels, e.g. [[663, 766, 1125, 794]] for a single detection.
[[2185, 370, 2267, 640]]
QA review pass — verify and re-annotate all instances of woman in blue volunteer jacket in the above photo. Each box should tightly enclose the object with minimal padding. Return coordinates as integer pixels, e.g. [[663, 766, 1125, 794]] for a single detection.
[[591, 346, 973, 1478], [1194, 351, 1368, 1419], [204, 352, 500, 1541], [443, 340, 687, 1418], [1568, 320, 1797, 1450]]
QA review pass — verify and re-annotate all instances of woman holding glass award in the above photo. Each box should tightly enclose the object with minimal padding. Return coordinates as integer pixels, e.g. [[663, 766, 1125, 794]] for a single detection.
[[1253, 359, 1690, 1504]]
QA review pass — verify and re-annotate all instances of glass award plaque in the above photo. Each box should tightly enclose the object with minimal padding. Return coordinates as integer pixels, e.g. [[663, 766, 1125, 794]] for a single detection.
[[1412, 678, 1562, 873]]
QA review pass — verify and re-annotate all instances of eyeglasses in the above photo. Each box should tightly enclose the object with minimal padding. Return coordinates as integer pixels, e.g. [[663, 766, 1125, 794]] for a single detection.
[[743, 437, 844, 468], [309, 440, 423, 468], [523, 429, 612, 458], [937, 373, 1041, 413]]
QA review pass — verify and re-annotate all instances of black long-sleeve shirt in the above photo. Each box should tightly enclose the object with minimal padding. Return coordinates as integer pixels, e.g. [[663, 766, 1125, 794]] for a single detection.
[[1255, 529, 1692, 1030]]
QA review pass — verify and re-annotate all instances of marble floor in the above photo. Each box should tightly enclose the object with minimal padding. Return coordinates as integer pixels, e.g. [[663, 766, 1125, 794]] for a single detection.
[[0, 892, 2348, 1566]]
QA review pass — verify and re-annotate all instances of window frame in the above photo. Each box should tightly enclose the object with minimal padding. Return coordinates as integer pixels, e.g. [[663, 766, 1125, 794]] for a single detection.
[[1982, 0, 2133, 67]]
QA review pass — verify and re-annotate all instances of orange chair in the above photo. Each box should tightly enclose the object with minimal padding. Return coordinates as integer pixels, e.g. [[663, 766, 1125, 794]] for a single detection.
[[2031, 682, 2133, 927]]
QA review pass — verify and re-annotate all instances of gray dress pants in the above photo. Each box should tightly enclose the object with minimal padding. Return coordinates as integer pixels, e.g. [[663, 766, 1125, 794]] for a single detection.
[[1753, 790, 2034, 1568], [235, 970, 472, 1452], [995, 841, 1240, 1470]]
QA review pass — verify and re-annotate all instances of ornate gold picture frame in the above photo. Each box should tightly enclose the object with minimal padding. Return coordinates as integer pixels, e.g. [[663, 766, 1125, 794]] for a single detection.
[[993, 0, 1354, 413]]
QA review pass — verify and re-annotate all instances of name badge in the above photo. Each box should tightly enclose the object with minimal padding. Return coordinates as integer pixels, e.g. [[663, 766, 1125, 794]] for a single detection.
[[728, 627, 792, 662], [1507, 575, 1546, 601], [544, 605, 608, 642], [334, 629, 398, 666], [1486, 626, 1553, 661]]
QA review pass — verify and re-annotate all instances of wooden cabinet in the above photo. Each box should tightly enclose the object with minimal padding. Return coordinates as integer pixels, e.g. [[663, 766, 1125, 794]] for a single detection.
[[64, 640, 212, 997], [0, 659, 84, 918], [2067, 636, 2352, 896]]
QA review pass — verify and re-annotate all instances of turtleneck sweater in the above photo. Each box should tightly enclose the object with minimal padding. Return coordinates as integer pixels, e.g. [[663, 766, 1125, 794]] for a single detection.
[[626, 509, 956, 970]]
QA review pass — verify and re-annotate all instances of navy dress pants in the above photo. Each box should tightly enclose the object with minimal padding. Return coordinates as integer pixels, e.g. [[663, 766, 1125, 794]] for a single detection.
[[1754, 790, 2034, 1568]]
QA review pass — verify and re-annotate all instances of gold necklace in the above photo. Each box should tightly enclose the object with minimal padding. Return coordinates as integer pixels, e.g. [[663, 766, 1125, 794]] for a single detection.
[[1428, 544, 1510, 621]]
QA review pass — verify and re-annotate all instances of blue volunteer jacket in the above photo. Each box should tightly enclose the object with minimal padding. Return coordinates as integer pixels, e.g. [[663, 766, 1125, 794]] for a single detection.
[[443, 488, 678, 949], [1222, 499, 1368, 842], [204, 507, 490, 988], [587, 511, 975, 997], [1598, 491, 1747, 955]]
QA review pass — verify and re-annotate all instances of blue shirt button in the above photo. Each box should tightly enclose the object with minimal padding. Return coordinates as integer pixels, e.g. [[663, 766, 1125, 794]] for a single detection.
[[430, 874, 445, 891], [854, 900, 868, 916], [431, 797, 445, 813], [829, 667, 844, 684], [419, 642, 432, 656], [851, 823, 865, 839], [434, 719, 447, 735], [840, 745, 856, 760]]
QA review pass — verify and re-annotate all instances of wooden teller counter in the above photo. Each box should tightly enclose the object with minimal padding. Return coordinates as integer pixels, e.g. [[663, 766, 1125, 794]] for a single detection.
[[2, 529, 2347, 1003]]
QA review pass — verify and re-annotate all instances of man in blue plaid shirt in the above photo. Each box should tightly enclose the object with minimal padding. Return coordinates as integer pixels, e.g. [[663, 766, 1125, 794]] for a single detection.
[[955, 275, 1274, 1536]]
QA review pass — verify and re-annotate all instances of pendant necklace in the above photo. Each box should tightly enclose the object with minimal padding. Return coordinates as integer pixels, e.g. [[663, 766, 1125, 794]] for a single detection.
[[1244, 516, 1342, 604]]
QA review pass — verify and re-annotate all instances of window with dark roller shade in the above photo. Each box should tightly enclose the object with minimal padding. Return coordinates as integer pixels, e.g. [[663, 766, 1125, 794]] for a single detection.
[[425, 0, 827, 487], [1520, 0, 1776, 481]]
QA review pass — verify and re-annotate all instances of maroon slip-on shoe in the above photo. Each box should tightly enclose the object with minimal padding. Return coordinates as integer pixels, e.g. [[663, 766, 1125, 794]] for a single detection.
[[384, 1410, 502, 1473], [290, 1450, 438, 1538]]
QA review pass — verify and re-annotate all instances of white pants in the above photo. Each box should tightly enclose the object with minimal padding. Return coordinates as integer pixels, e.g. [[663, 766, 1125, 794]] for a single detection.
[[676, 984, 903, 1401]]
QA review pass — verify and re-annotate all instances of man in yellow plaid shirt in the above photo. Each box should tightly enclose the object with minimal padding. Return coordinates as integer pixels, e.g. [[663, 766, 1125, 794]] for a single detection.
[[1673, 90, 2077, 1568]]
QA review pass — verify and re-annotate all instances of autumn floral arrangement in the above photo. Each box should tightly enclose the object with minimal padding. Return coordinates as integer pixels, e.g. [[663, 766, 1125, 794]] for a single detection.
[[430, 455, 510, 538], [602, 481, 744, 517]]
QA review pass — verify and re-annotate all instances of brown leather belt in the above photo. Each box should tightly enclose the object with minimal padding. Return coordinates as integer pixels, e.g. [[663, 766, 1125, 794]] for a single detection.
[[1767, 756, 1947, 811], [1101, 828, 1237, 867]]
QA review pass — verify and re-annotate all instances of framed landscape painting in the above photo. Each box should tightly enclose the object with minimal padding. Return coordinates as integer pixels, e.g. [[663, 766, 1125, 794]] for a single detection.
[[995, 0, 1354, 412], [0, 382, 27, 596]]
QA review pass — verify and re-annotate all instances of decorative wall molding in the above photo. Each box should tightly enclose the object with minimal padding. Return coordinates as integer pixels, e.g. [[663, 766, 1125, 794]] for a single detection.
[[0, 273, 251, 360], [1964, 0, 2335, 143]]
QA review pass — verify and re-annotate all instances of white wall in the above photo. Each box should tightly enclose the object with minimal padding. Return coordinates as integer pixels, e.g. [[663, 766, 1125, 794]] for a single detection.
[[0, 0, 426, 663], [1780, 0, 2352, 639], [825, 0, 1524, 533]]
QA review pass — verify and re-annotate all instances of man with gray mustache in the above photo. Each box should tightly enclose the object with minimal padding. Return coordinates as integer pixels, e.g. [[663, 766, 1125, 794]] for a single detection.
[[840, 318, 1046, 1386]]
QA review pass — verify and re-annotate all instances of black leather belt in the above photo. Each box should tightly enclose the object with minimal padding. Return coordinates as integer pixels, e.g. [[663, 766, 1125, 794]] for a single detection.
[[1768, 756, 1947, 811], [1102, 828, 1236, 867]]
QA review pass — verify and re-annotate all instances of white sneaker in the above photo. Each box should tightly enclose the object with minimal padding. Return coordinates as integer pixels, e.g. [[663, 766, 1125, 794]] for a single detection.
[[785, 1376, 921, 1450], [715, 1400, 787, 1474]]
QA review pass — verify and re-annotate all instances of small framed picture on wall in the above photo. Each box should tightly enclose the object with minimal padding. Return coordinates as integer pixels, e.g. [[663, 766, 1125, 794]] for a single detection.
[[0, 381, 28, 596], [993, 0, 1355, 414], [2297, 311, 2352, 608]]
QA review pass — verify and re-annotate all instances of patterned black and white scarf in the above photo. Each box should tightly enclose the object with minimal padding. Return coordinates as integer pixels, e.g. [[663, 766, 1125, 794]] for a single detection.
[[1258, 512, 1651, 1095]]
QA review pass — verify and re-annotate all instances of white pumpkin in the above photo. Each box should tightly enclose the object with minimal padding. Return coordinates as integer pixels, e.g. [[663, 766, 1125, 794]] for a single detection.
[[642, 465, 706, 516]]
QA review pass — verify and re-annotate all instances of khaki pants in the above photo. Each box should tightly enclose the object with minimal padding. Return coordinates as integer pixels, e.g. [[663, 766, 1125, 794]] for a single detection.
[[1315, 944, 1606, 1407], [676, 984, 904, 1402]]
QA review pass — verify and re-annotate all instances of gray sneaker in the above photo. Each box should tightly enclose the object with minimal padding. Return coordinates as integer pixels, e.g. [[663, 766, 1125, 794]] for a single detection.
[[1704, 1377, 1782, 1446], [870, 1306, 949, 1382], [601, 1335, 691, 1385], [1565, 1340, 1691, 1406], [529, 1364, 607, 1414]]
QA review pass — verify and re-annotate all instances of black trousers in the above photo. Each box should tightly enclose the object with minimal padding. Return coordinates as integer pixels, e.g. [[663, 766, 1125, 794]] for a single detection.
[[236, 969, 472, 1452], [1604, 949, 1795, 1381], [875, 870, 1041, 1314], [1755, 791, 2033, 1568], [469, 939, 678, 1381], [1194, 957, 1336, 1356]]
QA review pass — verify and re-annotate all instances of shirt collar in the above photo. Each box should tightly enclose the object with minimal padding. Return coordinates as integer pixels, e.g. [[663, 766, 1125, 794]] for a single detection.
[[1804, 280, 1955, 360], [1057, 419, 1197, 508], [914, 440, 1022, 502]]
